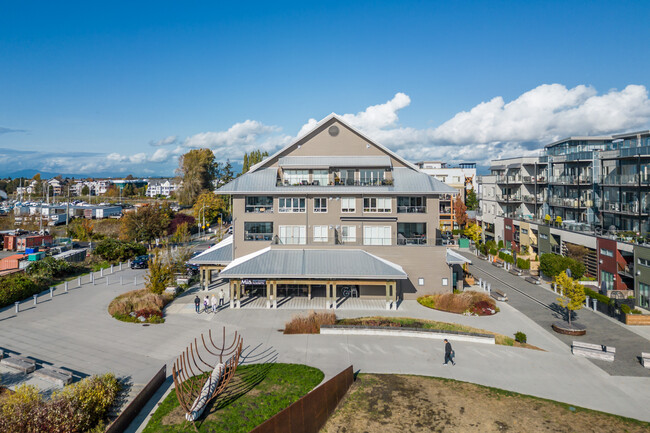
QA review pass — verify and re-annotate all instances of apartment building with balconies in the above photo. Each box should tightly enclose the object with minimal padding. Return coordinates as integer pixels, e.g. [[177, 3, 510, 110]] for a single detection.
[[477, 131, 650, 310], [211, 114, 461, 302]]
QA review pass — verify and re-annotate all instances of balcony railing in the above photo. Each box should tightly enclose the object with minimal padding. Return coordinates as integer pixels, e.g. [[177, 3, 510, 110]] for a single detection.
[[601, 174, 640, 185], [549, 175, 593, 184], [602, 202, 645, 214], [497, 194, 522, 202], [548, 197, 592, 208], [276, 178, 394, 187], [245, 206, 274, 213], [397, 206, 426, 213]]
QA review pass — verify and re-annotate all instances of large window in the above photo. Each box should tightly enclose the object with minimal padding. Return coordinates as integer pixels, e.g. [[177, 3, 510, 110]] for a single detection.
[[245, 196, 273, 213], [341, 225, 356, 242], [312, 170, 329, 186], [397, 196, 425, 213], [341, 197, 356, 213], [313, 197, 327, 213], [397, 223, 426, 245], [283, 170, 309, 185], [244, 222, 273, 241], [279, 225, 306, 245], [313, 225, 328, 242], [601, 270, 614, 292], [363, 197, 391, 213], [364, 225, 391, 245], [640, 283, 650, 309], [360, 169, 384, 186], [600, 248, 614, 258], [339, 169, 355, 185], [279, 197, 306, 213]]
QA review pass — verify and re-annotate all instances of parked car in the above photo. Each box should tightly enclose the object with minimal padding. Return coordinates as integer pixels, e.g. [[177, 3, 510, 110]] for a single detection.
[[130, 255, 149, 269]]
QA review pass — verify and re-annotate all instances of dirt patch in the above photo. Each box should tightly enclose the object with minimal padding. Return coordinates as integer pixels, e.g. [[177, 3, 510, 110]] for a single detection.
[[321, 374, 649, 433]]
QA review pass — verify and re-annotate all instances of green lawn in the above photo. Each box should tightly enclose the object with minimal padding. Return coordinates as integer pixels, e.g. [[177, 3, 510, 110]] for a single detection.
[[143, 363, 323, 433]]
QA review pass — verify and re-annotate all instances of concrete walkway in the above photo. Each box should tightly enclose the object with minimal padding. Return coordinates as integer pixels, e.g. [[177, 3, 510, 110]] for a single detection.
[[2, 266, 650, 430], [460, 250, 650, 377]]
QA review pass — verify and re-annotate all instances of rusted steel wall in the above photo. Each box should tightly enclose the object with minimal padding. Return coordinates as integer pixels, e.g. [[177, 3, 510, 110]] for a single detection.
[[250, 365, 354, 433]]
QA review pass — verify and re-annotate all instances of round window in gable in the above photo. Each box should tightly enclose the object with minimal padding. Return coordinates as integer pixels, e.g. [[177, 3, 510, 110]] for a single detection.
[[328, 125, 339, 136]]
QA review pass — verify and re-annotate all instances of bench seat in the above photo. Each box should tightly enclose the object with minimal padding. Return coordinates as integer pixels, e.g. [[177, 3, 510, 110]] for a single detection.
[[1, 355, 36, 373], [492, 261, 503, 268], [33, 367, 73, 386], [525, 276, 540, 285], [491, 290, 508, 302], [572, 341, 615, 362], [509, 268, 522, 276], [642, 352, 650, 369]]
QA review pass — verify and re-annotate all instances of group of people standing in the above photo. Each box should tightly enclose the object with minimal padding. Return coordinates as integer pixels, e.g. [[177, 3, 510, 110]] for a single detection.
[[194, 289, 225, 313]]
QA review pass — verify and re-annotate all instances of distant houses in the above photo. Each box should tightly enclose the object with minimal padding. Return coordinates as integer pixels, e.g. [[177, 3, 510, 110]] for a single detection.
[[145, 178, 181, 198]]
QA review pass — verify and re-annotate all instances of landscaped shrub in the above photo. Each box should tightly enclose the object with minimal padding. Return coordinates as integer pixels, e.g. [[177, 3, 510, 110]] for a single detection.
[[94, 238, 147, 263], [583, 287, 611, 305], [514, 331, 527, 343], [284, 311, 336, 334], [418, 291, 497, 316], [539, 253, 585, 279], [497, 240, 504, 249], [517, 258, 530, 270], [0, 273, 40, 308], [25, 256, 80, 287], [498, 251, 514, 263], [108, 288, 170, 323], [0, 374, 120, 433], [620, 304, 631, 314]]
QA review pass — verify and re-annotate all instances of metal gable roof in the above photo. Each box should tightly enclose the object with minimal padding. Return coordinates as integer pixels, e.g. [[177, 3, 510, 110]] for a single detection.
[[215, 167, 457, 195], [219, 248, 408, 279], [189, 236, 233, 265]]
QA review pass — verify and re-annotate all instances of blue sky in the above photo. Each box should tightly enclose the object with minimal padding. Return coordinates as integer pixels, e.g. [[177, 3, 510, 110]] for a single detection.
[[1, 1, 650, 177]]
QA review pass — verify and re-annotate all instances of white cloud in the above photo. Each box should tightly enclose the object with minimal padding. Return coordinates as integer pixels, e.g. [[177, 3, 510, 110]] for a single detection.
[[182, 119, 291, 162], [149, 135, 178, 146]]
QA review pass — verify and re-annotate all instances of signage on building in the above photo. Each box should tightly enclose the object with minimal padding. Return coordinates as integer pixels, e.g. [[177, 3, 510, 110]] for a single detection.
[[242, 279, 266, 285]]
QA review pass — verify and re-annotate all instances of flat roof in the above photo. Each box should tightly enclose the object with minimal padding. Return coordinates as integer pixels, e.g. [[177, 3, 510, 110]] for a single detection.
[[544, 136, 612, 148], [219, 248, 408, 280]]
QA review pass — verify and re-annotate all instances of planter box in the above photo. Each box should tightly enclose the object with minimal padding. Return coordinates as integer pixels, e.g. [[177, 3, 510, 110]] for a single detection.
[[625, 314, 650, 326]]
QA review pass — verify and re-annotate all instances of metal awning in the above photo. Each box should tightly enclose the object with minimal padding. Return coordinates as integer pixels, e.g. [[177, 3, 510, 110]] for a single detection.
[[189, 236, 233, 265], [446, 249, 472, 265], [220, 248, 408, 280]]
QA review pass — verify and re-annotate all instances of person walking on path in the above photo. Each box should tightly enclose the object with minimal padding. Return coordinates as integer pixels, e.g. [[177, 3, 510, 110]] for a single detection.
[[218, 288, 225, 307], [443, 339, 455, 366], [203, 295, 210, 313], [211, 294, 218, 313], [194, 295, 200, 313]]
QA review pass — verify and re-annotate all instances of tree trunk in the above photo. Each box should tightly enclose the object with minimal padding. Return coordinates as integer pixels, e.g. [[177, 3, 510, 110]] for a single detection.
[[567, 307, 571, 326]]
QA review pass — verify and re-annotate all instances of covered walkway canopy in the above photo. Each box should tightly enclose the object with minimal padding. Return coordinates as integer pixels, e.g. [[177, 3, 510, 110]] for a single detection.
[[189, 235, 232, 289], [445, 248, 472, 292], [445, 248, 472, 265], [219, 248, 407, 310]]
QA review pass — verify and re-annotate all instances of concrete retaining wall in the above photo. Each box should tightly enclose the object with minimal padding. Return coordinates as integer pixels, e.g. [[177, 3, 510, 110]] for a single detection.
[[320, 325, 495, 344]]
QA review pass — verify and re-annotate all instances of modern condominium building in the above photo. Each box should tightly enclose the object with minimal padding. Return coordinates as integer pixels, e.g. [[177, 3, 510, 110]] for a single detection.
[[193, 114, 465, 308], [477, 130, 650, 310]]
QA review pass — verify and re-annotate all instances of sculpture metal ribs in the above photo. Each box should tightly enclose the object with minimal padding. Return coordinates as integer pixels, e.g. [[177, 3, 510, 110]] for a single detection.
[[172, 327, 243, 424]]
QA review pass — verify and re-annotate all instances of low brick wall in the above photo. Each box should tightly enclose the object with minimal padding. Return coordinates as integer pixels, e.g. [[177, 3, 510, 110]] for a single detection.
[[249, 365, 354, 433], [105, 365, 167, 433], [625, 314, 650, 326]]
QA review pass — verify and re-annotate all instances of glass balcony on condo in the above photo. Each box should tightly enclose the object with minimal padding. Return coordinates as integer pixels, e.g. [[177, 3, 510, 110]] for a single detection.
[[548, 197, 592, 208], [602, 201, 647, 215], [397, 196, 426, 213], [601, 174, 640, 186], [276, 168, 393, 186], [548, 174, 593, 184]]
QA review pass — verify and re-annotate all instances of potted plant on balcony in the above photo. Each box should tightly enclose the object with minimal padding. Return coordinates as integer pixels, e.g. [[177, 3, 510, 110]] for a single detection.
[[544, 214, 551, 225]]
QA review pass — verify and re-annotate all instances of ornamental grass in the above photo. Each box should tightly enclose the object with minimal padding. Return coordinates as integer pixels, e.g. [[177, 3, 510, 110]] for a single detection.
[[418, 291, 497, 316], [107, 288, 169, 317], [284, 311, 337, 334]]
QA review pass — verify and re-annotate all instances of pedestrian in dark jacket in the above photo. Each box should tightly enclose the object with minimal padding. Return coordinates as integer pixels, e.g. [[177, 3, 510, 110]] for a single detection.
[[443, 339, 455, 366], [194, 295, 200, 313]]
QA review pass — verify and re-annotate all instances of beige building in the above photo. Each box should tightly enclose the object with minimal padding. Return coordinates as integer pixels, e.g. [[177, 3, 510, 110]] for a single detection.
[[196, 114, 463, 308]]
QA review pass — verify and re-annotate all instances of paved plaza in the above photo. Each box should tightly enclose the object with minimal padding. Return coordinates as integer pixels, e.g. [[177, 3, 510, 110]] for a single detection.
[[1, 259, 650, 432]]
